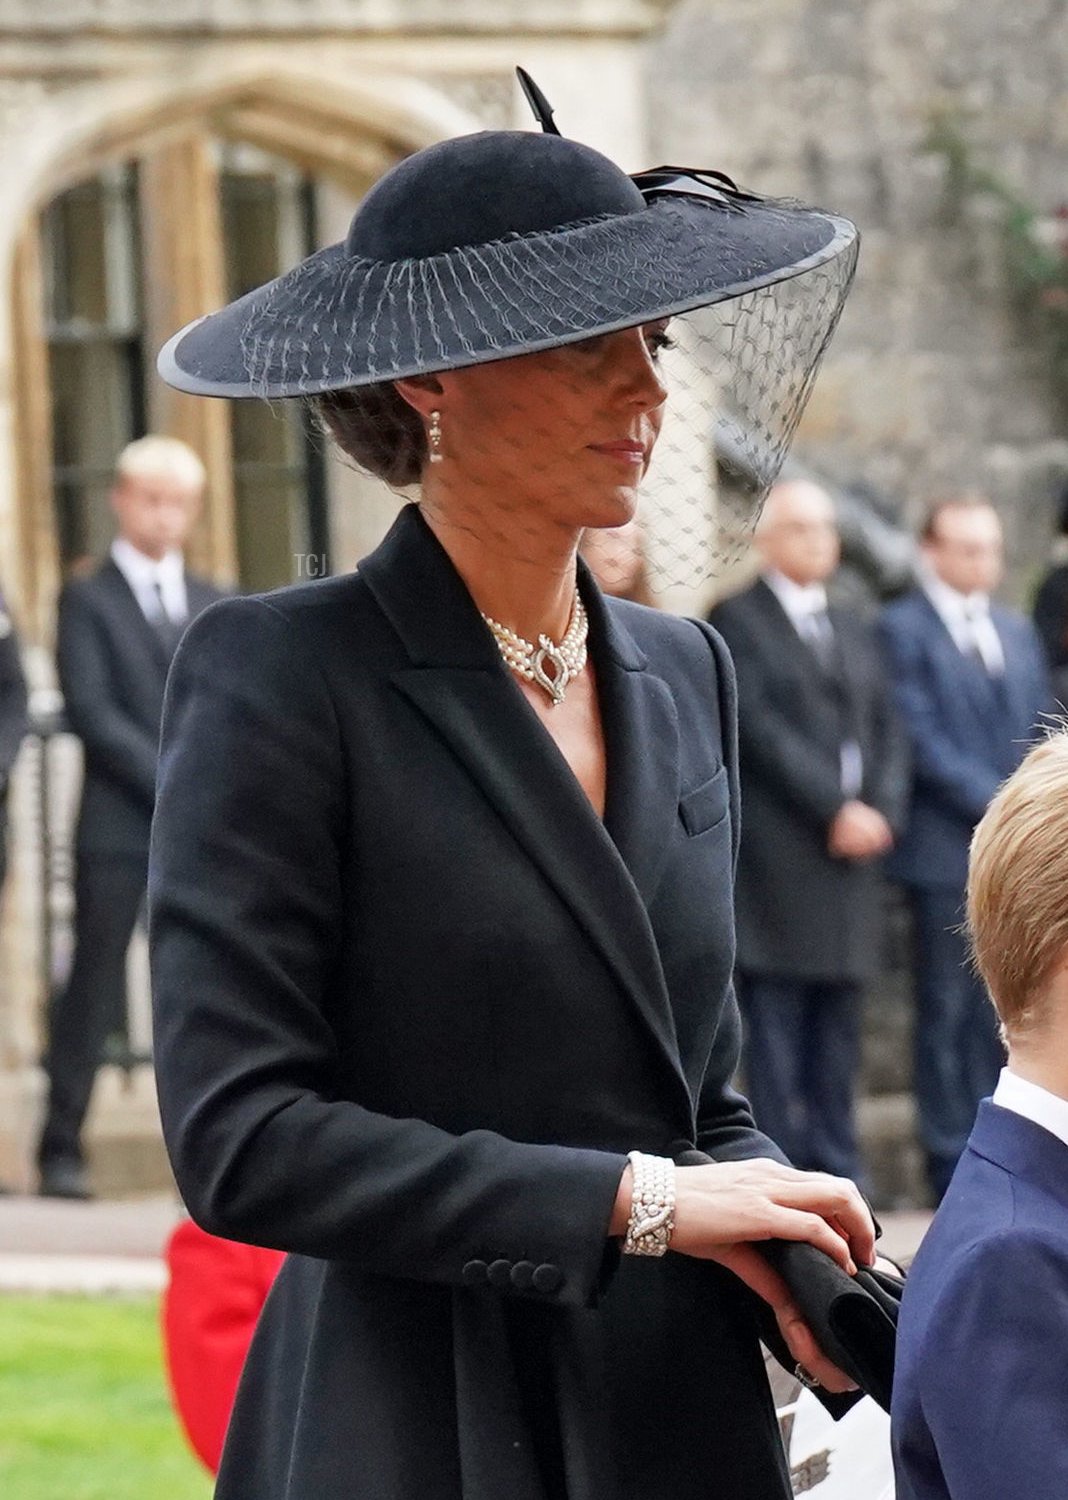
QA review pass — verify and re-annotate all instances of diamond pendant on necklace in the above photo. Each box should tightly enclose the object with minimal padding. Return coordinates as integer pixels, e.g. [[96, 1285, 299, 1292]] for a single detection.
[[529, 637, 572, 706], [481, 589, 588, 706]]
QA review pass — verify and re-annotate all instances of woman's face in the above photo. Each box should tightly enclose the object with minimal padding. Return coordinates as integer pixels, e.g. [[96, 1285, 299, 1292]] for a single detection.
[[429, 321, 671, 541]]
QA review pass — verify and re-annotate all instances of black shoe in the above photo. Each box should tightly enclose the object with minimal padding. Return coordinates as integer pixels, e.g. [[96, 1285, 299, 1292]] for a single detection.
[[38, 1159, 93, 1200]]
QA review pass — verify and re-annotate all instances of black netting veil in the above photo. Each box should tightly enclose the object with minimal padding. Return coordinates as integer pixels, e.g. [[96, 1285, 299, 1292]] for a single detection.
[[636, 237, 859, 598], [298, 226, 858, 604]]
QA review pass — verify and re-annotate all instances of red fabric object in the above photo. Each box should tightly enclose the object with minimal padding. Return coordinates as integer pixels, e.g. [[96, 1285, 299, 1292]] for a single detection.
[[162, 1219, 284, 1474]]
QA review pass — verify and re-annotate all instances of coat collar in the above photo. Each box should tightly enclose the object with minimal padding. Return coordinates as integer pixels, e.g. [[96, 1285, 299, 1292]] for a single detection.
[[359, 505, 691, 1115], [968, 1099, 1068, 1217]]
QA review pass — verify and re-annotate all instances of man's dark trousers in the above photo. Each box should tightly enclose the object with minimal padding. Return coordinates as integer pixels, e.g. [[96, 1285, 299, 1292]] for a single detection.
[[905, 884, 1003, 1200], [37, 854, 147, 1167], [738, 974, 861, 1179]]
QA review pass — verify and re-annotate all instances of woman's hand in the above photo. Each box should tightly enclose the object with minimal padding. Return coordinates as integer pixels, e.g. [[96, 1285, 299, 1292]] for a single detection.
[[713, 1243, 859, 1394], [671, 1157, 876, 1274], [609, 1157, 875, 1395], [673, 1160, 877, 1396], [872, 1253, 905, 1279]]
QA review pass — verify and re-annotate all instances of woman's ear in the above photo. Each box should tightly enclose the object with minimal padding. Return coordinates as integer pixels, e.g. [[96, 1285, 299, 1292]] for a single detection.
[[392, 374, 444, 420]]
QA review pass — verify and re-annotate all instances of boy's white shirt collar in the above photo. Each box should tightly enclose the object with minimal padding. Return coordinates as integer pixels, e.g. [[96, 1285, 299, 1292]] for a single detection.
[[993, 1067, 1068, 1152], [110, 537, 186, 621]]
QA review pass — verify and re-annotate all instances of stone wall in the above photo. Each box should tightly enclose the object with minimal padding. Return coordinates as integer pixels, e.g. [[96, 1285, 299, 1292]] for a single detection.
[[648, 0, 1068, 600]]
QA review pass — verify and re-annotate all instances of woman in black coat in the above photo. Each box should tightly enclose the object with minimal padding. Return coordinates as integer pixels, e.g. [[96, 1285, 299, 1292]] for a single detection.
[[150, 94, 873, 1500]]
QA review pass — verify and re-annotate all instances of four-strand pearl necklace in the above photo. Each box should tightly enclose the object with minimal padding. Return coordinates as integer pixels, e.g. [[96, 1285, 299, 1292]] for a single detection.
[[481, 589, 588, 707]]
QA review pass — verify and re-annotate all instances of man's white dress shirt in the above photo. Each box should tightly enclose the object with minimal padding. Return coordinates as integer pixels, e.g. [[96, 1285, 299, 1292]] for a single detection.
[[110, 537, 188, 624], [921, 565, 1005, 676]]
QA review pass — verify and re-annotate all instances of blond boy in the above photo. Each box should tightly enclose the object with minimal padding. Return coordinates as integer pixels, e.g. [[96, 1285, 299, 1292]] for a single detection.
[[891, 729, 1068, 1498]]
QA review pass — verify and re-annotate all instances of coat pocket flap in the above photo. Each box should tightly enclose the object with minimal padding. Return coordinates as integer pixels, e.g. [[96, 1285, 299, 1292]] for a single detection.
[[678, 765, 729, 836]]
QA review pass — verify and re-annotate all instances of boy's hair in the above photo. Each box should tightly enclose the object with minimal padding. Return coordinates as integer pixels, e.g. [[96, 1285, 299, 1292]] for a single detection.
[[967, 728, 1068, 1042], [115, 435, 206, 492]]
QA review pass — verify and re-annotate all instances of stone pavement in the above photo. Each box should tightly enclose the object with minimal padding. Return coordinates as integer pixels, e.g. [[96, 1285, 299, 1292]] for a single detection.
[[0, 1192, 932, 1294], [0, 1193, 182, 1293]]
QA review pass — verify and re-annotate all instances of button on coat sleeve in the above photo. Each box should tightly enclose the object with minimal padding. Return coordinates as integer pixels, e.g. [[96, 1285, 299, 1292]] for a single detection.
[[149, 595, 627, 1308]]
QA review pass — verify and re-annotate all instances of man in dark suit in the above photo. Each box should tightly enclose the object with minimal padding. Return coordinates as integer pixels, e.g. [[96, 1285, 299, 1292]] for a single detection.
[[893, 730, 1068, 1498], [36, 436, 224, 1198], [710, 480, 909, 1182], [879, 494, 1050, 1201]]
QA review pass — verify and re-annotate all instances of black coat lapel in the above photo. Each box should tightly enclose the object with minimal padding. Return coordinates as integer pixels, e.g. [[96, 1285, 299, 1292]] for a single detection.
[[97, 558, 172, 674], [918, 593, 1002, 729], [991, 608, 1034, 731], [751, 577, 808, 659], [751, 577, 844, 685], [590, 583, 681, 913], [361, 506, 688, 1094]]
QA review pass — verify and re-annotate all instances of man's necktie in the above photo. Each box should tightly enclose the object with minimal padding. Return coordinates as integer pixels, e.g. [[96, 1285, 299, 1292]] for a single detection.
[[150, 579, 185, 658], [801, 607, 835, 670], [962, 604, 994, 674]]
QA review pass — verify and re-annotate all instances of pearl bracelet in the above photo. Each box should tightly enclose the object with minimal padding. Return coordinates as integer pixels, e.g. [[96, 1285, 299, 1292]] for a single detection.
[[622, 1150, 676, 1257]]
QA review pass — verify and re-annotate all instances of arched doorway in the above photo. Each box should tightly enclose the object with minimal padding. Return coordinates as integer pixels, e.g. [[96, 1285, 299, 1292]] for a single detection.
[[6, 66, 483, 643], [42, 145, 333, 596]]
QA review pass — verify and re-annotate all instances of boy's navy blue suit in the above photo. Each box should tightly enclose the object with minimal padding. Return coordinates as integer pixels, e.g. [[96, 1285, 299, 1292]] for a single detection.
[[878, 590, 1049, 1193], [892, 1099, 1068, 1498]]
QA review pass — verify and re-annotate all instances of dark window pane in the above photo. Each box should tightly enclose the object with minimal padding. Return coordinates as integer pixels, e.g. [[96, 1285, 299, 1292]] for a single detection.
[[43, 166, 140, 335], [222, 149, 329, 589], [42, 164, 144, 570]]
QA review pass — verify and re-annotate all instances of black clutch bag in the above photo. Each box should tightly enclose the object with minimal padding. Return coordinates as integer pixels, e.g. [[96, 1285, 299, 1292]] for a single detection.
[[753, 1240, 904, 1417]]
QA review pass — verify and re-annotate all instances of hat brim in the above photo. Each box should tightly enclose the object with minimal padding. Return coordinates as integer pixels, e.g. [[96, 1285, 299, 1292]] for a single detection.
[[157, 196, 857, 400]]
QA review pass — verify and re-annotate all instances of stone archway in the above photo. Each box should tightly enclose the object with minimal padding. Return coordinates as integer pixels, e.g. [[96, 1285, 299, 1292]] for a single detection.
[[1, 61, 483, 641]]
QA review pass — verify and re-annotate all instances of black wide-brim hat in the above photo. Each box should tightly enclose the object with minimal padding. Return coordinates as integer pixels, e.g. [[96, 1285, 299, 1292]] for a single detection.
[[158, 121, 857, 400]]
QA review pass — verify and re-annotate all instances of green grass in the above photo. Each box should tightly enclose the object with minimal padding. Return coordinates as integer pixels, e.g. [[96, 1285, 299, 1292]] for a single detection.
[[0, 1294, 212, 1500]]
